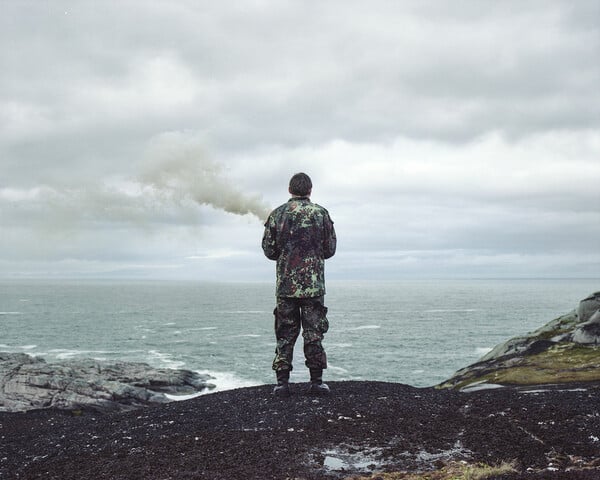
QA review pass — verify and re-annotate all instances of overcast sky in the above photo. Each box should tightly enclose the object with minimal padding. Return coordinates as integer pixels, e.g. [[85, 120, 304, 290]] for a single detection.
[[1, 1, 599, 281]]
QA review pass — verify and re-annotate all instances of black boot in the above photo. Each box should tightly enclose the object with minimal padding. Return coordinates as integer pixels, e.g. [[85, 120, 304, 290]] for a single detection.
[[273, 370, 291, 397], [306, 368, 330, 396]]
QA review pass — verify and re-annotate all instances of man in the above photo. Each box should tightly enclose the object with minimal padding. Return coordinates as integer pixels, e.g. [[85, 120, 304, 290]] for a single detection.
[[262, 172, 337, 397]]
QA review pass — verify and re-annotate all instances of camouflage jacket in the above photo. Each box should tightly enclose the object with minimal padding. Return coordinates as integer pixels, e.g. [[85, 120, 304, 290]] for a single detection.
[[262, 197, 336, 298]]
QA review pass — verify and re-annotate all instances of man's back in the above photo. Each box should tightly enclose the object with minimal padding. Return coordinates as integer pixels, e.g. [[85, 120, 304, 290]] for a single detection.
[[262, 196, 336, 298]]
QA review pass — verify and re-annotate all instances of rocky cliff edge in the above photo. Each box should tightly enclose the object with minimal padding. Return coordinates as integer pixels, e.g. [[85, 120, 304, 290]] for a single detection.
[[439, 291, 600, 391]]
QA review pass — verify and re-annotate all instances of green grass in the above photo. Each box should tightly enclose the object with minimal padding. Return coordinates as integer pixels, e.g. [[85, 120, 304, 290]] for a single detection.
[[447, 344, 600, 389], [347, 461, 517, 480]]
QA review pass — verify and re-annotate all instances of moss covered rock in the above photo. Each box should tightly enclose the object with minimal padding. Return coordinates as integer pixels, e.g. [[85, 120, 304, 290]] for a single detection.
[[440, 291, 600, 391]]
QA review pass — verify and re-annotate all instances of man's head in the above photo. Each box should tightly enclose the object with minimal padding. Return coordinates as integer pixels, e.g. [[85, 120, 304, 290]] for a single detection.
[[289, 172, 312, 197]]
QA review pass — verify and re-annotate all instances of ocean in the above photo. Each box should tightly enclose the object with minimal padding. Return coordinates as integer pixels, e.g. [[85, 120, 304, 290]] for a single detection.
[[0, 279, 598, 391]]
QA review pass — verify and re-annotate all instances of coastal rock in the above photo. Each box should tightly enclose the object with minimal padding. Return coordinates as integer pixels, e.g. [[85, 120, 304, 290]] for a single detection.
[[572, 310, 600, 344], [577, 291, 600, 323], [440, 291, 600, 390], [0, 352, 215, 413]]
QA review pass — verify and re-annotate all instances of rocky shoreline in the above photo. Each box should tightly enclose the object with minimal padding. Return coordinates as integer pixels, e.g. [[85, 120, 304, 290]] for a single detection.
[[0, 353, 215, 413], [2, 380, 600, 479]]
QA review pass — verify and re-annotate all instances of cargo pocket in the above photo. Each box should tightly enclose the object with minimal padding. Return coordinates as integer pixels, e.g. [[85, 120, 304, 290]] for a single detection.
[[318, 303, 329, 334]]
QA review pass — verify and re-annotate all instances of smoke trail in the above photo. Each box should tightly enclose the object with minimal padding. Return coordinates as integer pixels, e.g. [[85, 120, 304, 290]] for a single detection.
[[139, 134, 271, 221], [1, 134, 271, 235]]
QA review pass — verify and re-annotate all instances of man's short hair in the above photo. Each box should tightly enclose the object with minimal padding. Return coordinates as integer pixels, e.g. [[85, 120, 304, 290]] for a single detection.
[[289, 173, 312, 196]]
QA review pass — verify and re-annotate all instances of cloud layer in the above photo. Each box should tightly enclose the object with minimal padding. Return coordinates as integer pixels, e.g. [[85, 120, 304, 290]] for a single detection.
[[1, 1, 598, 279]]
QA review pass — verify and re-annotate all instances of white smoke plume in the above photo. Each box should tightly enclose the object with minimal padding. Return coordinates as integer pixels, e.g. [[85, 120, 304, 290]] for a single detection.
[[139, 133, 271, 221], [0, 134, 271, 237]]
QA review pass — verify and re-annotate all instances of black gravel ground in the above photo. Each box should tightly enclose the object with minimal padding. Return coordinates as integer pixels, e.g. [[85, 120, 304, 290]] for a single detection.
[[1, 381, 599, 479]]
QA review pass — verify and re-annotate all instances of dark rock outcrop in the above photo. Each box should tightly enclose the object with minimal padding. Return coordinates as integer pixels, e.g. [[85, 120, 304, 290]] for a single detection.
[[0, 352, 215, 413], [1, 382, 599, 479], [440, 291, 600, 390]]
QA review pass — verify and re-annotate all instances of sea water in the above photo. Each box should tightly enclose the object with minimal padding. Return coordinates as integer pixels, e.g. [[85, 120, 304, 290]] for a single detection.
[[0, 279, 597, 390]]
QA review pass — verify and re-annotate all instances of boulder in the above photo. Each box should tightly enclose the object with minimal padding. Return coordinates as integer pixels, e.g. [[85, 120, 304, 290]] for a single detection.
[[572, 310, 600, 344], [0, 352, 215, 413], [577, 291, 600, 323]]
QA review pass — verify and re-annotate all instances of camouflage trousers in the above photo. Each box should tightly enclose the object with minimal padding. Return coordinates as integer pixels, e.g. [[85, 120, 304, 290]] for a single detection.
[[272, 296, 329, 372]]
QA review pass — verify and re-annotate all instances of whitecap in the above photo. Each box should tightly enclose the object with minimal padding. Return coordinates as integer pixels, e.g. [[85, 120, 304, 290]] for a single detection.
[[55, 351, 80, 360], [147, 350, 186, 369], [0, 312, 22, 315], [195, 370, 262, 394], [47, 349, 117, 360], [423, 309, 479, 313], [236, 334, 261, 338], [349, 325, 381, 331], [0, 344, 36, 352]]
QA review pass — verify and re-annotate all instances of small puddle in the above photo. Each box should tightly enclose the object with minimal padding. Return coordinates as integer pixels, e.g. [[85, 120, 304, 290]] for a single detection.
[[323, 455, 347, 470], [321, 447, 382, 472]]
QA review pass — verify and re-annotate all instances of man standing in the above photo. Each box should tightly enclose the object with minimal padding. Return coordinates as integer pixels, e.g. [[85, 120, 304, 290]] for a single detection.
[[262, 173, 337, 397]]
